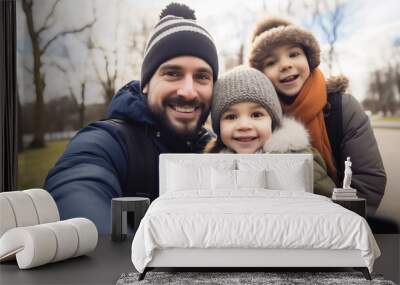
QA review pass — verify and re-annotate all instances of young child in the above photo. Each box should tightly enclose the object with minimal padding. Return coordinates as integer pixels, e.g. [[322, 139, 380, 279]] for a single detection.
[[247, 17, 386, 214], [205, 65, 335, 197]]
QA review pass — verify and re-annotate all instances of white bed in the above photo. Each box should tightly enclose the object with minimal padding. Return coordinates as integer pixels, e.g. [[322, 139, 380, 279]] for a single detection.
[[131, 154, 380, 280]]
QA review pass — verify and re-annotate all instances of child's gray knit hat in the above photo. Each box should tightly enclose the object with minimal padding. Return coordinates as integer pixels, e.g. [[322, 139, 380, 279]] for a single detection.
[[211, 65, 283, 136]]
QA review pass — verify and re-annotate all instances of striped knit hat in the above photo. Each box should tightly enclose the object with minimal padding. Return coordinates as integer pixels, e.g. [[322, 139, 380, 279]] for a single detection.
[[140, 3, 219, 91]]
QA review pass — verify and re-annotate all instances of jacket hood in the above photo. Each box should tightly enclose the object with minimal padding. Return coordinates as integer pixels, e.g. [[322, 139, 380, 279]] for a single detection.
[[263, 117, 310, 153], [326, 75, 349, 95], [107, 80, 156, 125]]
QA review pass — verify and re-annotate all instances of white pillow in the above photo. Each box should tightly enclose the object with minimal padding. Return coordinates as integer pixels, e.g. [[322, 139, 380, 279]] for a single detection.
[[236, 169, 267, 189], [266, 163, 307, 191], [237, 158, 309, 192], [211, 168, 237, 190], [167, 162, 211, 192]]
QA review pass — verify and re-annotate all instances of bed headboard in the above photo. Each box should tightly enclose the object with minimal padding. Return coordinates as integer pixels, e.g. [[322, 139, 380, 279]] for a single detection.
[[159, 153, 314, 195]]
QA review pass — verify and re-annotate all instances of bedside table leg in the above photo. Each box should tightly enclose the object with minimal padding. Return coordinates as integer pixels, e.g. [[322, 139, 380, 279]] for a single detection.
[[354, 267, 371, 280], [138, 268, 148, 281], [112, 202, 125, 242]]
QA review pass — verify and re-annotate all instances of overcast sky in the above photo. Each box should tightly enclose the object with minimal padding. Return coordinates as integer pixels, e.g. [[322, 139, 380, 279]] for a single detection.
[[17, 0, 400, 104]]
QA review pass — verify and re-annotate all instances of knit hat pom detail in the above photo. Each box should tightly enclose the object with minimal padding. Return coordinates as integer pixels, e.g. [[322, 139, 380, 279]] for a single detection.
[[160, 3, 196, 20], [140, 3, 218, 91]]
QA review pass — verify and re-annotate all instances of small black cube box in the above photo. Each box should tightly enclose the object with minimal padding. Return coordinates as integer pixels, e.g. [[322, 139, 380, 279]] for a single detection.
[[332, 198, 366, 218], [111, 197, 150, 242]]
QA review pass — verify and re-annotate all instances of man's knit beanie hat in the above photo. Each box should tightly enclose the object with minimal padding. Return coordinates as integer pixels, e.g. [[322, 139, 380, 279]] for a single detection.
[[248, 17, 320, 71], [140, 3, 219, 91], [211, 66, 283, 136]]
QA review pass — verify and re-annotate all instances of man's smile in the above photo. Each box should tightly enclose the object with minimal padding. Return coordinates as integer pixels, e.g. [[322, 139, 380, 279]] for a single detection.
[[167, 104, 201, 120], [170, 105, 197, 113]]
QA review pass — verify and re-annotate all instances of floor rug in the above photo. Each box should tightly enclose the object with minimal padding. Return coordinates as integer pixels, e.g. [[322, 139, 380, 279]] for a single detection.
[[116, 271, 396, 285]]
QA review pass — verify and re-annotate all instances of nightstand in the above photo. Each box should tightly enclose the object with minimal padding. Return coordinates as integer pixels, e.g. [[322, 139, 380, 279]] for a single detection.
[[111, 197, 150, 242], [332, 198, 366, 218]]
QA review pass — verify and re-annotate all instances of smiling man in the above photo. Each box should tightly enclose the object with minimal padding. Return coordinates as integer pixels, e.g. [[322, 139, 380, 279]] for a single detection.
[[44, 3, 218, 234], [144, 56, 214, 137]]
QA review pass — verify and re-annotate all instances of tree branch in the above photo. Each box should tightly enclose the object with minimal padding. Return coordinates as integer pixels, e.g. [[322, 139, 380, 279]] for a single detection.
[[103, 53, 112, 91], [92, 53, 107, 91], [41, 19, 96, 55], [112, 47, 118, 84], [92, 45, 108, 53], [51, 61, 68, 73], [62, 43, 77, 72], [51, 61, 79, 107], [37, 0, 61, 35], [68, 86, 79, 108], [24, 64, 33, 74]]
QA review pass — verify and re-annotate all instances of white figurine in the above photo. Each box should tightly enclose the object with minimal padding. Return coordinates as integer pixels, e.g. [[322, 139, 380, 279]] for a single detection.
[[342, 157, 352, 189]]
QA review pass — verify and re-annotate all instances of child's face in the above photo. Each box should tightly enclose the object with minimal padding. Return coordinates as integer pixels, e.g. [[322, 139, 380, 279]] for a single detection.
[[261, 44, 310, 97], [220, 102, 272, 154]]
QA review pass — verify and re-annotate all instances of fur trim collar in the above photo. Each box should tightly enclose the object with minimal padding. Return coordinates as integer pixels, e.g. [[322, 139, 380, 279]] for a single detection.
[[326, 75, 349, 95], [263, 117, 310, 153]]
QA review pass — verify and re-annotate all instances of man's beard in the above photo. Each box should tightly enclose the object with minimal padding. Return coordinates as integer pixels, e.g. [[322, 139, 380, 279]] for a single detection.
[[149, 96, 210, 140]]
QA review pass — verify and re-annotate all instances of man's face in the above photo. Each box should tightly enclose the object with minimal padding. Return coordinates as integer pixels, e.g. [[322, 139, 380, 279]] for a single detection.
[[144, 56, 213, 137]]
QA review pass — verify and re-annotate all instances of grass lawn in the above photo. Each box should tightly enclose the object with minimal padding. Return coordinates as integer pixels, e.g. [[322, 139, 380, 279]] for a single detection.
[[371, 116, 400, 122], [17, 140, 69, 190]]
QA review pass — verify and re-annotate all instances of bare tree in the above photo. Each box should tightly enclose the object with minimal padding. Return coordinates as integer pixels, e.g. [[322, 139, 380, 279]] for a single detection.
[[222, 0, 298, 71], [365, 70, 383, 114], [127, 17, 153, 80], [309, 0, 347, 76], [21, 0, 95, 148], [366, 68, 398, 116], [373, 70, 387, 115], [45, 95, 79, 132], [393, 43, 400, 99], [219, 5, 257, 71], [395, 63, 400, 99], [89, 36, 118, 106], [87, 2, 122, 107], [384, 66, 398, 115], [365, 39, 400, 116], [88, 2, 155, 106], [52, 43, 89, 129]]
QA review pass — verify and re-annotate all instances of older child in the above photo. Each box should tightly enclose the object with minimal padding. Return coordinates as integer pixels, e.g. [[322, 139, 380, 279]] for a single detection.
[[248, 17, 386, 214], [205, 65, 335, 196]]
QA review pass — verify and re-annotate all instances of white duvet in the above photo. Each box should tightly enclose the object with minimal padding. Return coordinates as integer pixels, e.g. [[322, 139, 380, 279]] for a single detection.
[[131, 190, 380, 273]]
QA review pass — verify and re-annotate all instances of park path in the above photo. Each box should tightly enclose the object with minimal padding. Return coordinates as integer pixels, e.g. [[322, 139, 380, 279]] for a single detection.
[[373, 128, 400, 228]]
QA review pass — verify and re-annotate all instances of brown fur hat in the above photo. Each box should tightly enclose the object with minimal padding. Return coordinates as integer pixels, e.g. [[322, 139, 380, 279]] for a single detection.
[[248, 17, 320, 71]]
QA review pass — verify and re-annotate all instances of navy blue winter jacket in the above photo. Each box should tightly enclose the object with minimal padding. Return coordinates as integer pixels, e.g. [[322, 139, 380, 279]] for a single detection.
[[44, 81, 211, 233]]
